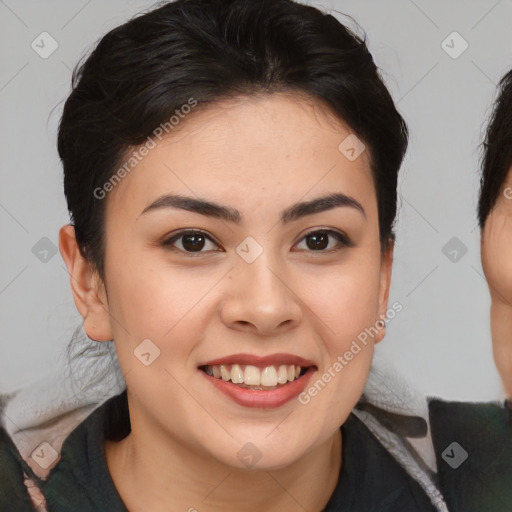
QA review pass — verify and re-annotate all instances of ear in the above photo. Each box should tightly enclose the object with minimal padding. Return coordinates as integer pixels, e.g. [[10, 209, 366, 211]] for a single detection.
[[59, 224, 113, 342], [374, 239, 394, 344]]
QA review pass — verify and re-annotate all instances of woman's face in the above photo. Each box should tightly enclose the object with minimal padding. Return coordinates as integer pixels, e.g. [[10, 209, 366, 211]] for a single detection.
[[84, 93, 392, 469], [482, 166, 512, 303], [481, 165, 512, 395]]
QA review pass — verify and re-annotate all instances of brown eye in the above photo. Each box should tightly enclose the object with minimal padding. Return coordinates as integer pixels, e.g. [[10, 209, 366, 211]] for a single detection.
[[162, 230, 220, 254], [295, 229, 352, 252]]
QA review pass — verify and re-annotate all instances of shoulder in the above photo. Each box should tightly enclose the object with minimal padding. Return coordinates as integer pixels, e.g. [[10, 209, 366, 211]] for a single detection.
[[0, 424, 40, 510], [38, 390, 129, 511], [0, 389, 129, 512], [327, 413, 441, 512], [428, 398, 512, 512]]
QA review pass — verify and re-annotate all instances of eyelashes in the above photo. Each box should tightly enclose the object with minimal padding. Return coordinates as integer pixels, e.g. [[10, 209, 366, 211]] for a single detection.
[[161, 228, 354, 256]]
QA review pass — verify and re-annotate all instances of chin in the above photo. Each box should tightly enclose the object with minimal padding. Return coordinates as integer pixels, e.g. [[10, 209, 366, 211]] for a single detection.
[[203, 426, 324, 472]]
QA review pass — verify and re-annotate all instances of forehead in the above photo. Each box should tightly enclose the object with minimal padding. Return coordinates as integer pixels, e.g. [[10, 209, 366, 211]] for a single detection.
[[105, 92, 376, 221]]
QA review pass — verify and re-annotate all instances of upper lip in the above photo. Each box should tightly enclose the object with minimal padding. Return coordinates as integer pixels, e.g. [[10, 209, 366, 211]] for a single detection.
[[199, 353, 317, 368]]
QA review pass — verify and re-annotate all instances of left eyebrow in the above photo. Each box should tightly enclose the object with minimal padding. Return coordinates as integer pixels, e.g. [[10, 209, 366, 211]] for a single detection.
[[138, 192, 367, 224]]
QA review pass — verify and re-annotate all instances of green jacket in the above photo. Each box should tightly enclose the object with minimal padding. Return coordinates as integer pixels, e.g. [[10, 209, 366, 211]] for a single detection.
[[0, 390, 510, 511]]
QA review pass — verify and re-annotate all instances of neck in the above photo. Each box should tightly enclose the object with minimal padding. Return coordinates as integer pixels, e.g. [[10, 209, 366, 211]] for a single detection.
[[105, 413, 342, 512]]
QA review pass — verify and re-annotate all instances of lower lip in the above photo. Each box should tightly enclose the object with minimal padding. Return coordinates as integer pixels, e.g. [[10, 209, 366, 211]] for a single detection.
[[200, 368, 316, 409]]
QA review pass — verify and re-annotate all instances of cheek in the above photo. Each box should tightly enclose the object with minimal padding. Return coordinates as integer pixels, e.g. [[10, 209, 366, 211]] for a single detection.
[[482, 212, 512, 300], [104, 261, 214, 404], [289, 257, 383, 384], [107, 255, 212, 336], [307, 257, 381, 325]]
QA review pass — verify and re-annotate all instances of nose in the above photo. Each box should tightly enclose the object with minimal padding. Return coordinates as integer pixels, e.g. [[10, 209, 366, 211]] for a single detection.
[[220, 251, 302, 336]]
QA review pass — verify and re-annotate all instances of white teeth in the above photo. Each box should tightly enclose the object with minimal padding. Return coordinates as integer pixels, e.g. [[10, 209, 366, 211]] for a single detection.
[[220, 365, 230, 381], [244, 365, 261, 385], [260, 366, 278, 386], [277, 365, 288, 384], [205, 363, 305, 386], [231, 364, 244, 384]]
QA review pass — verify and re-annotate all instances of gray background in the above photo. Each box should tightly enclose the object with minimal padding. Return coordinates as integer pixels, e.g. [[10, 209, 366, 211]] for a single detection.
[[1, 0, 511, 401]]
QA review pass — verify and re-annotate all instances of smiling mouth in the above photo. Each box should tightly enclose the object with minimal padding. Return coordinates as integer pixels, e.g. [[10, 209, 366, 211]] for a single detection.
[[199, 364, 311, 390]]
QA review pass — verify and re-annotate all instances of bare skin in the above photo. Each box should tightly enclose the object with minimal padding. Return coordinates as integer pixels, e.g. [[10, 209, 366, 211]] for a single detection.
[[59, 92, 393, 512], [482, 166, 512, 400]]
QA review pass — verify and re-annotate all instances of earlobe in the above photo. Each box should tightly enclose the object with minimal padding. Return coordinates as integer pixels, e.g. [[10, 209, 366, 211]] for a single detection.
[[59, 224, 113, 342], [375, 242, 394, 344]]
